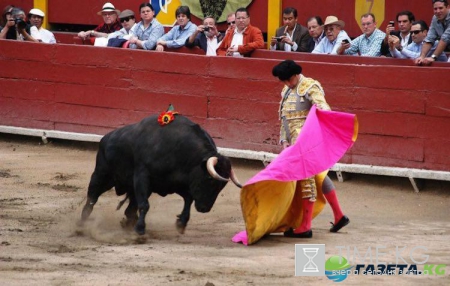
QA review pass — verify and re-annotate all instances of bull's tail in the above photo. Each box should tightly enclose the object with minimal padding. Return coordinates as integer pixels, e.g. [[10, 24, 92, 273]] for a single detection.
[[116, 194, 129, 210]]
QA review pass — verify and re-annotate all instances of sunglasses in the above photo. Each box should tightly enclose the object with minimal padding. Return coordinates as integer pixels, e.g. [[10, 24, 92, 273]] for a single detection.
[[227, 21, 235, 25], [120, 17, 134, 23], [410, 30, 423, 35]]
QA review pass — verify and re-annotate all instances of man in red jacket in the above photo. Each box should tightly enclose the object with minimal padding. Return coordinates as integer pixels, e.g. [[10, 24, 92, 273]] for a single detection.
[[216, 7, 264, 57]]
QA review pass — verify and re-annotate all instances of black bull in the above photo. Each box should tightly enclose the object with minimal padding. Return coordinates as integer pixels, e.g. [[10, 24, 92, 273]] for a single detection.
[[80, 114, 242, 235]]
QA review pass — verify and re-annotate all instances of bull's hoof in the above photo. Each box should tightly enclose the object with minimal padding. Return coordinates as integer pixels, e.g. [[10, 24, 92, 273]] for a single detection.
[[120, 217, 137, 230], [134, 224, 146, 235], [134, 235, 147, 244], [176, 219, 186, 234]]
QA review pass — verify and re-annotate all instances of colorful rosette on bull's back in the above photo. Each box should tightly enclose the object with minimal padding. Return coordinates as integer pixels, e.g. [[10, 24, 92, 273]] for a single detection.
[[158, 104, 178, 126]]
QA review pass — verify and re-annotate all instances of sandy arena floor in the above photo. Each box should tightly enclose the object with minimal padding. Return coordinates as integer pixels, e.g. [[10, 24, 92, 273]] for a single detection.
[[0, 134, 449, 285]]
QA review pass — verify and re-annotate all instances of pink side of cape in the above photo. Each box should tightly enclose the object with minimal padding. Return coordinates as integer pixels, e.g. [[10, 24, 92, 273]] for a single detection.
[[245, 105, 356, 186]]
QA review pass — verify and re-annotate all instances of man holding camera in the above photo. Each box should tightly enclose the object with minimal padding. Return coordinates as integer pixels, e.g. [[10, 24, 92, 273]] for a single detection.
[[270, 7, 311, 52], [0, 7, 39, 42], [381, 11, 415, 56], [185, 16, 224, 56]]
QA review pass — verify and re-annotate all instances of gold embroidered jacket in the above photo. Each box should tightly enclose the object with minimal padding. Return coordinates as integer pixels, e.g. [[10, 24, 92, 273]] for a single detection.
[[279, 75, 330, 144]]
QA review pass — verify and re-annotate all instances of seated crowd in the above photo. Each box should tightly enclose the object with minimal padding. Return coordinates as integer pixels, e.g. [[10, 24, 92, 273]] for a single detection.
[[1, 1, 449, 64]]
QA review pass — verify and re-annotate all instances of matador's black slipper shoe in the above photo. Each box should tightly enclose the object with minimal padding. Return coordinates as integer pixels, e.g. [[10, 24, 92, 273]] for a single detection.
[[330, 215, 350, 233], [283, 228, 313, 238]]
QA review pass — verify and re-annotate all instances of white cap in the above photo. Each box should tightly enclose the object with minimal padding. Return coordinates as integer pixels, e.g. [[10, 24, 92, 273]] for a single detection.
[[29, 8, 45, 17]]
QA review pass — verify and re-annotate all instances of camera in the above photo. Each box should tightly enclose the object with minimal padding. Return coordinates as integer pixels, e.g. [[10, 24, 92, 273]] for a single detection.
[[274, 37, 282, 42], [14, 18, 27, 30], [342, 39, 349, 44], [203, 26, 210, 32], [389, 20, 396, 35]]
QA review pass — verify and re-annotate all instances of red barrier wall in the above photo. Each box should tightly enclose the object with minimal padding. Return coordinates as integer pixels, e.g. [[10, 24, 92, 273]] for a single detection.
[[1, 40, 450, 172]]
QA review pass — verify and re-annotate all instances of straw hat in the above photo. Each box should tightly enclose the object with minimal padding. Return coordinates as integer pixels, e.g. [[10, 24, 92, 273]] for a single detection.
[[323, 16, 345, 28], [97, 2, 120, 15]]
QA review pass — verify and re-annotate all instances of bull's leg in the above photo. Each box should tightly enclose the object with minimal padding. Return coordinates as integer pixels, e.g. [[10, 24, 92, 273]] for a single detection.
[[121, 192, 138, 229], [176, 195, 193, 234], [81, 171, 113, 222], [133, 167, 151, 235]]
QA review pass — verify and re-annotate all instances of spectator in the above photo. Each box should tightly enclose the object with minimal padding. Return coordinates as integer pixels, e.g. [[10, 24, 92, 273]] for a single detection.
[[338, 13, 386, 57], [415, 0, 450, 65], [108, 9, 136, 39], [312, 16, 350, 55], [306, 16, 325, 52], [0, 7, 38, 42], [106, 9, 137, 47], [28, 8, 56, 44], [0, 5, 14, 38], [381, 10, 415, 56], [270, 7, 311, 52], [225, 12, 236, 34], [128, 3, 164, 50], [156, 6, 197, 52], [216, 7, 264, 57], [390, 20, 447, 61], [1, 5, 14, 28], [77, 2, 121, 40], [185, 16, 224, 56]]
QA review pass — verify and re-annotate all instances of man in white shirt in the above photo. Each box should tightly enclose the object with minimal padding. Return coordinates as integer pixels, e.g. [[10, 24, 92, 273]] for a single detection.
[[382, 11, 415, 56], [28, 8, 56, 44], [390, 20, 447, 61], [108, 9, 136, 40], [312, 16, 351, 55]]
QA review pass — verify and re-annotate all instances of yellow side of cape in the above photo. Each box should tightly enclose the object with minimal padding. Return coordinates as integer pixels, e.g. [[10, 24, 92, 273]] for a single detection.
[[241, 171, 327, 245]]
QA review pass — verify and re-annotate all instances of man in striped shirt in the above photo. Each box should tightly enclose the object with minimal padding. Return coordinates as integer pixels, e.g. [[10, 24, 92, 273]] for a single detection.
[[337, 13, 385, 57]]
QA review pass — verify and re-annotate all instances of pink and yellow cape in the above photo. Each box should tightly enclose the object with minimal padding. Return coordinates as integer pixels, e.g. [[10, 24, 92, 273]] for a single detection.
[[232, 105, 358, 245]]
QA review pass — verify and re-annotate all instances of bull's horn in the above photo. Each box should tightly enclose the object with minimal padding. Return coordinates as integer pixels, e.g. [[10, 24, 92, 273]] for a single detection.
[[230, 169, 243, 188], [206, 157, 229, 182]]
